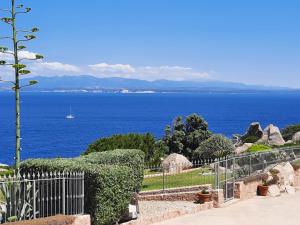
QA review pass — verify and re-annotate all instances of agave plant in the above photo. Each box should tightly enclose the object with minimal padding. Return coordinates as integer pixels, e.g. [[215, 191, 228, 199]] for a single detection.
[[0, 175, 37, 222]]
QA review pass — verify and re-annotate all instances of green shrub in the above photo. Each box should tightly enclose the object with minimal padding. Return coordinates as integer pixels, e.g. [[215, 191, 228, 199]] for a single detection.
[[281, 124, 300, 141], [241, 135, 260, 143], [247, 144, 271, 153], [194, 135, 234, 159], [0, 169, 14, 177], [21, 158, 135, 225], [81, 149, 145, 192], [84, 133, 155, 161]]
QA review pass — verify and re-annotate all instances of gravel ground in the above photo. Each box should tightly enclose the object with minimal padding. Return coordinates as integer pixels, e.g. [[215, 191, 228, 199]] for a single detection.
[[139, 201, 199, 217]]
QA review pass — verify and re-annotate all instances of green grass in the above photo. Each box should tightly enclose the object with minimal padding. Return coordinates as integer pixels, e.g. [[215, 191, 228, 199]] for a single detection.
[[142, 168, 215, 191], [144, 169, 162, 176], [247, 144, 272, 153]]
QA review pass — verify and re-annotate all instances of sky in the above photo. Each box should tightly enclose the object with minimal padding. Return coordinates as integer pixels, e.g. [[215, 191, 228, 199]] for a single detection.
[[0, 0, 300, 87]]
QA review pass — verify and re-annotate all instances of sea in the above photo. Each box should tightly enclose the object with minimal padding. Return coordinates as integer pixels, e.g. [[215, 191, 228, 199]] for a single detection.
[[1, 91, 300, 165]]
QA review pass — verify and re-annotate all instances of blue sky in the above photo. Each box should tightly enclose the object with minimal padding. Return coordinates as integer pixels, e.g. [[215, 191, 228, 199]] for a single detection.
[[1, 0, 300, 87]]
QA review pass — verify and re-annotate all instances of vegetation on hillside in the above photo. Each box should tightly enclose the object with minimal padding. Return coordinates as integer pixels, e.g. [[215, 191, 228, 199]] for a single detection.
[[194, 135, 235, 159], [84, 113, 236, 162], [281, 124, 300, 141], [162, 114, 212, 159], [247, 144, 272, 153], [84, 133, 166, 162]]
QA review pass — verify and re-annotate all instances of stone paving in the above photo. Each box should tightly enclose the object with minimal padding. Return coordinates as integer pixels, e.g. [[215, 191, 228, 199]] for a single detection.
[[154, 191, 300, 225]]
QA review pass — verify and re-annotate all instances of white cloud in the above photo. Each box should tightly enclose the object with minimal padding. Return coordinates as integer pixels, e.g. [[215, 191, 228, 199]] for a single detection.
[[1, 50, 211, 81], [19, 51, 38, 60], [88, 63, 210, 81], [89, 63, 135, 74], [0, 50, 81, 78], [31, 62, 81, 73], [0, 50, 37, 61]]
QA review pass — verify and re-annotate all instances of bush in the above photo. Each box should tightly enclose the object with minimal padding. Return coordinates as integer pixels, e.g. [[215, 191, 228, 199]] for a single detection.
[[194, 135, 234, 159], [281, 124, 300, 141], [81, 149, 145, 192], [21, 157, 136, 225], [241, 135, 260, 143], [84, 133, 155, 161], [0, 169, 14, 177], [247, 144, 272, 153]]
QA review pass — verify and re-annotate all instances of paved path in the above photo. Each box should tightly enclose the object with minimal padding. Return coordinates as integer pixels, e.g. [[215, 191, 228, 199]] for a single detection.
[[155, 192, 300, 225]]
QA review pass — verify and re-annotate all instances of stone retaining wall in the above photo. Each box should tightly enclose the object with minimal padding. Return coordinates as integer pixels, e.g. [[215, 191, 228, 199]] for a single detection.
[[139, 191, 199, 201], [212, 189, 224, 208], [121, 202, 213, 225], [3, 215, 90, 225], [294, 168, 300, 188], [139, 185, 211, 201]]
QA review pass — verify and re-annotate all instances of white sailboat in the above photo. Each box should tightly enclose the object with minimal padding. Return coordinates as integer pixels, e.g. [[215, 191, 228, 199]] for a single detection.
[[66, 106, 75, 119]]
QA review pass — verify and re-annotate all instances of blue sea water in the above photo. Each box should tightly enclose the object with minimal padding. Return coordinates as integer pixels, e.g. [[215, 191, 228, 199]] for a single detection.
[[1, 92, 300, 165]]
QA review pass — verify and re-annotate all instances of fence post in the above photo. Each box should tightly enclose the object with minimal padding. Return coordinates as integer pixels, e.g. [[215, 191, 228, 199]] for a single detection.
[[233, 157, 235, 181], [225, 159, 228, 200], [214, 162, 219, 189], [162, 167, 165, 192], [62, 172, 66, 215], [82, 172, 85, 214], [249, 155, 252, 176], [33, 179, 36, 219]]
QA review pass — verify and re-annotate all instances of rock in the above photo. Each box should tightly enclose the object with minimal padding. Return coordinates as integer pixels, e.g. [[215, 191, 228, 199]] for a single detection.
[[292, 132, 300, 143], [258, 124, 285, 146], [286, 140, 293, 144], [267, 185, 281, 197], [273, 162, 295, 186], [235, 143, 253, 154], [162, 153, 193, 174], [285, 185, 296, 195], [243, 122, 263, 139]]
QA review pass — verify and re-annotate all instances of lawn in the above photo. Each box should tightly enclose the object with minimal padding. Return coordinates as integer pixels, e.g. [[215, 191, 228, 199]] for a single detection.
[[142, 168, 215, 191]]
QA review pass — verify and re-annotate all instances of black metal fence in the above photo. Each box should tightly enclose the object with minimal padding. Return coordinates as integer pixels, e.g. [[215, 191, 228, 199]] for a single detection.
[[143, 159, 216, 192]]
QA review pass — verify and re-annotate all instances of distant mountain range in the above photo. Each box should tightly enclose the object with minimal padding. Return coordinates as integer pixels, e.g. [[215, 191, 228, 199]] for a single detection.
[[0, 75, 295, 93]]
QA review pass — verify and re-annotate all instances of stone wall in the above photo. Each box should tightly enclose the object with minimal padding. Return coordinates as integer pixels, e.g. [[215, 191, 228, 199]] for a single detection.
[[212, 189, 224, 208], [3, 215, 91, 225], [139, 185, 211, 201], [294, 168, 300, 188], [121, 202, 213, 225], [234, 180, 262, 200], [139, 191, 199, 201]]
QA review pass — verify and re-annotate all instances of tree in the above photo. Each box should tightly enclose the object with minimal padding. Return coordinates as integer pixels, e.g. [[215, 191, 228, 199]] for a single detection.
[[0, 0, 43, 173], [84, 133, 157, 161], [163, 113, 212, 158], [194, 135, 234, 159]]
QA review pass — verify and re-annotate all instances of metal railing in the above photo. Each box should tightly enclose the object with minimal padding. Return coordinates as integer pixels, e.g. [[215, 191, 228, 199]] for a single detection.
[[214, 147, 300, 201], [143, 159, 216, 192], [0, 172, 84, 224]]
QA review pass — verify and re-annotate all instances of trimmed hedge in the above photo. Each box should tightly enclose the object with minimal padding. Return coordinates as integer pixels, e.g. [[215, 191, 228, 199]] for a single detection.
[[81, 149, 144, 192], [21, 158, 135, 225]]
